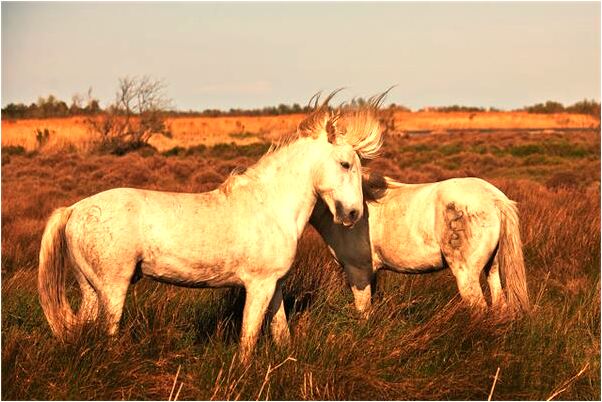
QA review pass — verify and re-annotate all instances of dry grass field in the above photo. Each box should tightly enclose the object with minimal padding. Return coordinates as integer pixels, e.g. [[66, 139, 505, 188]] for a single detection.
[[2, 111, 599, 152], [1, 115, 600, 399], [1, 114, 302, 152]]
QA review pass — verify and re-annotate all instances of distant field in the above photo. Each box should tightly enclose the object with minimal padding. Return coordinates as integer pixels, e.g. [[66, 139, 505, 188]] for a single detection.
[[0, 114, 303, 152], [2, 111, 599, 152], [2, 124, 599, 399]]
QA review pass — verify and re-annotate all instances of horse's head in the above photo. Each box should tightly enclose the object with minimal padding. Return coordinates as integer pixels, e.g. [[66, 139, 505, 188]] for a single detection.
[[314, 133, 364, 227], [299, 91, 386, 227]]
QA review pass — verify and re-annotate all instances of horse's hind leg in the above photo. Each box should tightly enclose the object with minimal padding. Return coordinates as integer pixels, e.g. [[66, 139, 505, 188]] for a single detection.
[[448, 261, 487, 311], [98, 274, 133, 336], [486, 257, 508, 315], [73, 268, 99, 323], [68, 243, 134, 335], [72, 263, 129, 335], [67, 243, 103, 325], [66, 211, 140, 336], [442, 203, 498, 312]]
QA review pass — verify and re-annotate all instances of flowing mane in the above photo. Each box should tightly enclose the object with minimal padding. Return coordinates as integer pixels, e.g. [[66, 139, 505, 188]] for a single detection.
[[362, 169, 405, 202], [297, 90, 388, 159], [337, 91, 390, 159], [220, 90, 389, 195]]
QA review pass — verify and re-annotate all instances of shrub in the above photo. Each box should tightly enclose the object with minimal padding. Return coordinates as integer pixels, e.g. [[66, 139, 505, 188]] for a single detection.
[[508, 144, 544, 157], [185, 144, 208, 156], [2, 145, 26, 156], [193, 170, 224, 185], [96, 140, 158, 157], [439, 143, 463, 156], [545, 171, 581, 189], [162, 146, 186, 157], [169, 160, 195, 181], [208, 143, 270, 159], [545, 141, 590, 158], [229, 132, 256, 139], [86, 76, 172, 155]]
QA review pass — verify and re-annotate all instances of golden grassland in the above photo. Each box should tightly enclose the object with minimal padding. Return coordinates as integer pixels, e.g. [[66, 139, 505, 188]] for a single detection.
[[391, 110, 599, 131], [2, 111, 599, 152], [1, 122, 600, 399]]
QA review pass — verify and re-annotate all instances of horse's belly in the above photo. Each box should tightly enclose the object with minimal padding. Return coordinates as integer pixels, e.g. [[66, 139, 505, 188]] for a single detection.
[[376, 242, 444, 274], [140, 255, 242, 288]]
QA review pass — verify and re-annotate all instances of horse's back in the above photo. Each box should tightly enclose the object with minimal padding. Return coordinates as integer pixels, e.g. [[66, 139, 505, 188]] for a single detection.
[[64, 187, 222, 266], [434, 177, 509, 206], [374, 177, 510, 238], [68, 187, 148, 230], [66, 187, 209, 241]]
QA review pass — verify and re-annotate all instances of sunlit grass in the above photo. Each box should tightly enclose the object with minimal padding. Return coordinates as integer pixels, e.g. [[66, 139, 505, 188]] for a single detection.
[[2, 128, 600, 399]]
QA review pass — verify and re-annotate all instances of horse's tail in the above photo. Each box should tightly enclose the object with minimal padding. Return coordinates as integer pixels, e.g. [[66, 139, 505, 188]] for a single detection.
[[38, 206, 76, 340], [496, 199, 530, 316]]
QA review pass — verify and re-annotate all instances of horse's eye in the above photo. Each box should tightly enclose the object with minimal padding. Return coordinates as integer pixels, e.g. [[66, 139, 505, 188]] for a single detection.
[[340, 161, 351, 170]]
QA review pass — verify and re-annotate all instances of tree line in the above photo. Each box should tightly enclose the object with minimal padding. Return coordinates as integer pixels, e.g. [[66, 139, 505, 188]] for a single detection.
[[1, 97, 319, 120], [2, 94, 101, 119], [521, 100, 600, 116], [425, 100, 600, 116], [2, 88, 600, 120]]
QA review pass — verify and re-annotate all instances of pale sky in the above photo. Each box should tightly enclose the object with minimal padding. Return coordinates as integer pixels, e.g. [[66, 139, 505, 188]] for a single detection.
[[2, 1, 600, 110]]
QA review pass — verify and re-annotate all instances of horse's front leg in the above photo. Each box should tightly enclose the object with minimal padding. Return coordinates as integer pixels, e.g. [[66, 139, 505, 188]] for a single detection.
[[239, 278, 277, 364], [268, 280, 290, 346], [344, 264, 374, 317]]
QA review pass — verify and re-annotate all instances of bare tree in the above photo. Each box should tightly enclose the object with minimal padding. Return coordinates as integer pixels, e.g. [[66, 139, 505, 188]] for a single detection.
[[86, 76, 172, 154]]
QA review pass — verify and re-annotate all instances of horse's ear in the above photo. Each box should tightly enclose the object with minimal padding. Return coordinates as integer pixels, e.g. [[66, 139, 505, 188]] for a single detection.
[[326, 119, 337, 143]]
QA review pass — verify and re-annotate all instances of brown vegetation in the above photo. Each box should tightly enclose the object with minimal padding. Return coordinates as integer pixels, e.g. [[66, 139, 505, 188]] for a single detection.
[[1, 125, 600, 399]]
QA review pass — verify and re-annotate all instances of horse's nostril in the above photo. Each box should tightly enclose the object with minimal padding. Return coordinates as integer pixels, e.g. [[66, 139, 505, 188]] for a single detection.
[[349, 209, 358, 220]]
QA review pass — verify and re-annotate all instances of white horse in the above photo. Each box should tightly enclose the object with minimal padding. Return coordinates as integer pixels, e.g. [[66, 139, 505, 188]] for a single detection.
[[308, 172, 530, 317], [38, 94, 384, 362]]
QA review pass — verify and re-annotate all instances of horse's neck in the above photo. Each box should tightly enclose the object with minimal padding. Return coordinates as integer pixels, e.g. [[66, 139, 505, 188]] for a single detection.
[[309, 198, 333, 235], [248, 139, 322, 238]]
